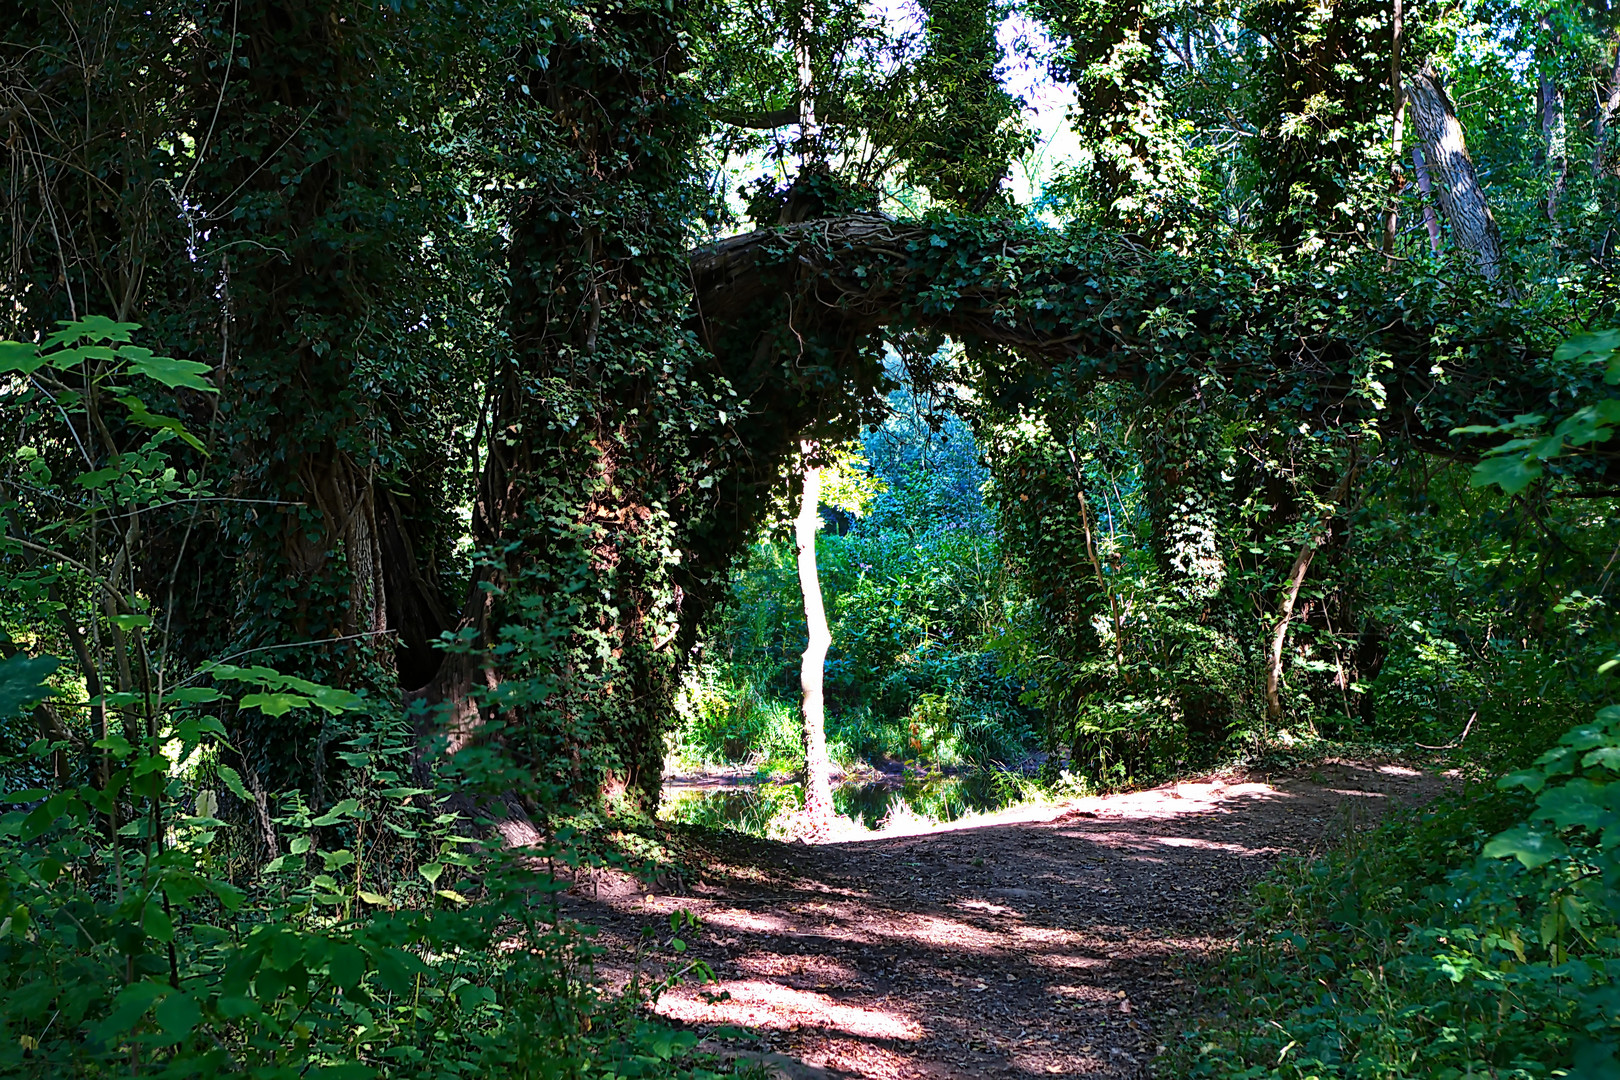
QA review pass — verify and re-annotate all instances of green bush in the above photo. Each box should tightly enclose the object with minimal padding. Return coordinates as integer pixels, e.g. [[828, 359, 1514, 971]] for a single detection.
[[1180, 707, 1620, 1080]]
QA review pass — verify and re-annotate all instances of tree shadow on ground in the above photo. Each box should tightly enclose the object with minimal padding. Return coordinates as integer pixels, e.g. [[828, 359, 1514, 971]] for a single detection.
[[561, 762, 1449, 1080]]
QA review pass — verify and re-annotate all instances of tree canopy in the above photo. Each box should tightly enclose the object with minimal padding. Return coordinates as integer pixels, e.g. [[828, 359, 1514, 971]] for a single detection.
[[4, 0, 1620, 1073]]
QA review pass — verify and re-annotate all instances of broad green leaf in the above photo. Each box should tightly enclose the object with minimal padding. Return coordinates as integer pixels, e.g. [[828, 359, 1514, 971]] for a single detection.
[[88, 980, 167, 1045], [1451, 413, 1545, 437], [216, 764, 252, 801], [239, 691, 311, 717], [0, 653, 59, 717], [48, 315, 140, 345], [267, 931, 304, 971], [1583, 746, 1620, 771], [1553, 328, 1620, 365], [143, 898, 175, 943], [1534, 780, 1615, 832], [0, 341, 44, 375], [328, 943, 367, 991], [74, 467, 120, 490], [312, 798, 363, 826], [152, 990, 200, 1042], [1470, 454, 1543, 494], [419, 861, 444, 886], [116, 395, 207, 452], [125, 349, 217, 393], [1482, 823, 1568, 869], [93, 734, 134, 757], [45, 345, 115, 369], [1499, 768, 1546, 793], [166, 687, 224, 704]]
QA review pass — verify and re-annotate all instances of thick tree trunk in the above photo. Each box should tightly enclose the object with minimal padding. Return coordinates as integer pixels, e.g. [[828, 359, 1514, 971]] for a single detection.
[[1404, 61, 1504, 279], [795, 443, 836, 834]]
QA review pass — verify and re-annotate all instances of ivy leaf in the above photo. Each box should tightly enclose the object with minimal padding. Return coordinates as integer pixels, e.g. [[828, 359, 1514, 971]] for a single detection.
[[1482, 823, 1568, 869], [0, 653, 59, 717], [123, 348, 217, 393]]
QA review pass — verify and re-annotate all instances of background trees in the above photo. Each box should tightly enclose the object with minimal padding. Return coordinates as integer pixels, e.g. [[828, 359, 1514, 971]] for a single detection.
[[4, 0, 1620, 1070]]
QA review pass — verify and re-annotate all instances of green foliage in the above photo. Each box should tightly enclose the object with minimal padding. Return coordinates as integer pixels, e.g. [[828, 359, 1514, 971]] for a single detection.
[[1180, 708, 1620, 1079], [675, 402, 1038, 779], [0, 318, 728, 1078]]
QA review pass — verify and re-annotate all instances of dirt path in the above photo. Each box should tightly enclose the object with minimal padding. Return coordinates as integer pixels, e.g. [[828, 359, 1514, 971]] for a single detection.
[[563, 761, 1448, 1079]]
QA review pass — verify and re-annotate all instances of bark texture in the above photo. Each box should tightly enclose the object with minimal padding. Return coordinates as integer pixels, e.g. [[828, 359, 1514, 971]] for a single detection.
[[1536, 15, 1567, 220], [1410, 146, 1444, 254], [1404, 61, 1504, 279], [1265, 541, 1318, 724], [1381, 0, 1405, 261]]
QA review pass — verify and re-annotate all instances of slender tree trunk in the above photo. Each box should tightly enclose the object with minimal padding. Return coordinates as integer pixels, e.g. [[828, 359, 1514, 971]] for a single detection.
[[1537, 15, 1567, 221], [795, 442, 835, 834], [1410, 146, 1444, 253], [1265, 462, 1356, 724], [1266, 540, 1317, 724], [1382, 0, 1405, 262], [1404, 60, 1504, 279], [1596, 35, 1620, 177]]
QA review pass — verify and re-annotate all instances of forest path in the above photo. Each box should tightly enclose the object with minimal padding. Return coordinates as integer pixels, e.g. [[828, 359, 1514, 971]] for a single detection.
[[564, 761, 1448, 1080]]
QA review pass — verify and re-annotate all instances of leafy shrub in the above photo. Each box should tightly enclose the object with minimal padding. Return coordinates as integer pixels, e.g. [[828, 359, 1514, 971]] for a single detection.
[[1180, 707, 1620, 1080]]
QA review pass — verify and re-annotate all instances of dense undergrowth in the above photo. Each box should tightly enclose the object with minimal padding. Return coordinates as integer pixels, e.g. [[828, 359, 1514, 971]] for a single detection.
[[1173, 695, 1620, 1080]]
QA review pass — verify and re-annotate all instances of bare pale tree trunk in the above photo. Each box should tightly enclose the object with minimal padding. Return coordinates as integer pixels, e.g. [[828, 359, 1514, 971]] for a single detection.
[[1404, 60, 1504, 279], [1264, 463, 1356, 724], [1537, 14, 1567, 220], [1381, 0, 1405, 262], [795, 442, 835, 833], [1265, 541, 1318, 724], [1411, 146, 1444, 253]]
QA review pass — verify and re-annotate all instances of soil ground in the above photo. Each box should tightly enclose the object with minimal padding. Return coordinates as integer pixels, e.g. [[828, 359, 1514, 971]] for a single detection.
[[561, 760, 1449, 1080]]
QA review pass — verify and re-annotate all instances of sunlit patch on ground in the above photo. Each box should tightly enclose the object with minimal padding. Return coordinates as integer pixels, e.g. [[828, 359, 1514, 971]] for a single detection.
[[735, 951, 864, 985], [655, 978, 924, 1041], [568, 761, 1451, 1078]]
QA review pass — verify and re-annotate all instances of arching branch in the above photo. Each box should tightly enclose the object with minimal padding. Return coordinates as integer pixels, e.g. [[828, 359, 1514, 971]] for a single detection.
[[690, 216, 1591, 471]]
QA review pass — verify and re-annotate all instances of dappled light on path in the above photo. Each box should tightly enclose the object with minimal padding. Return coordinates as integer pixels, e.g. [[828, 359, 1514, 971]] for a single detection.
[[568, 761, 1449, 1079]]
